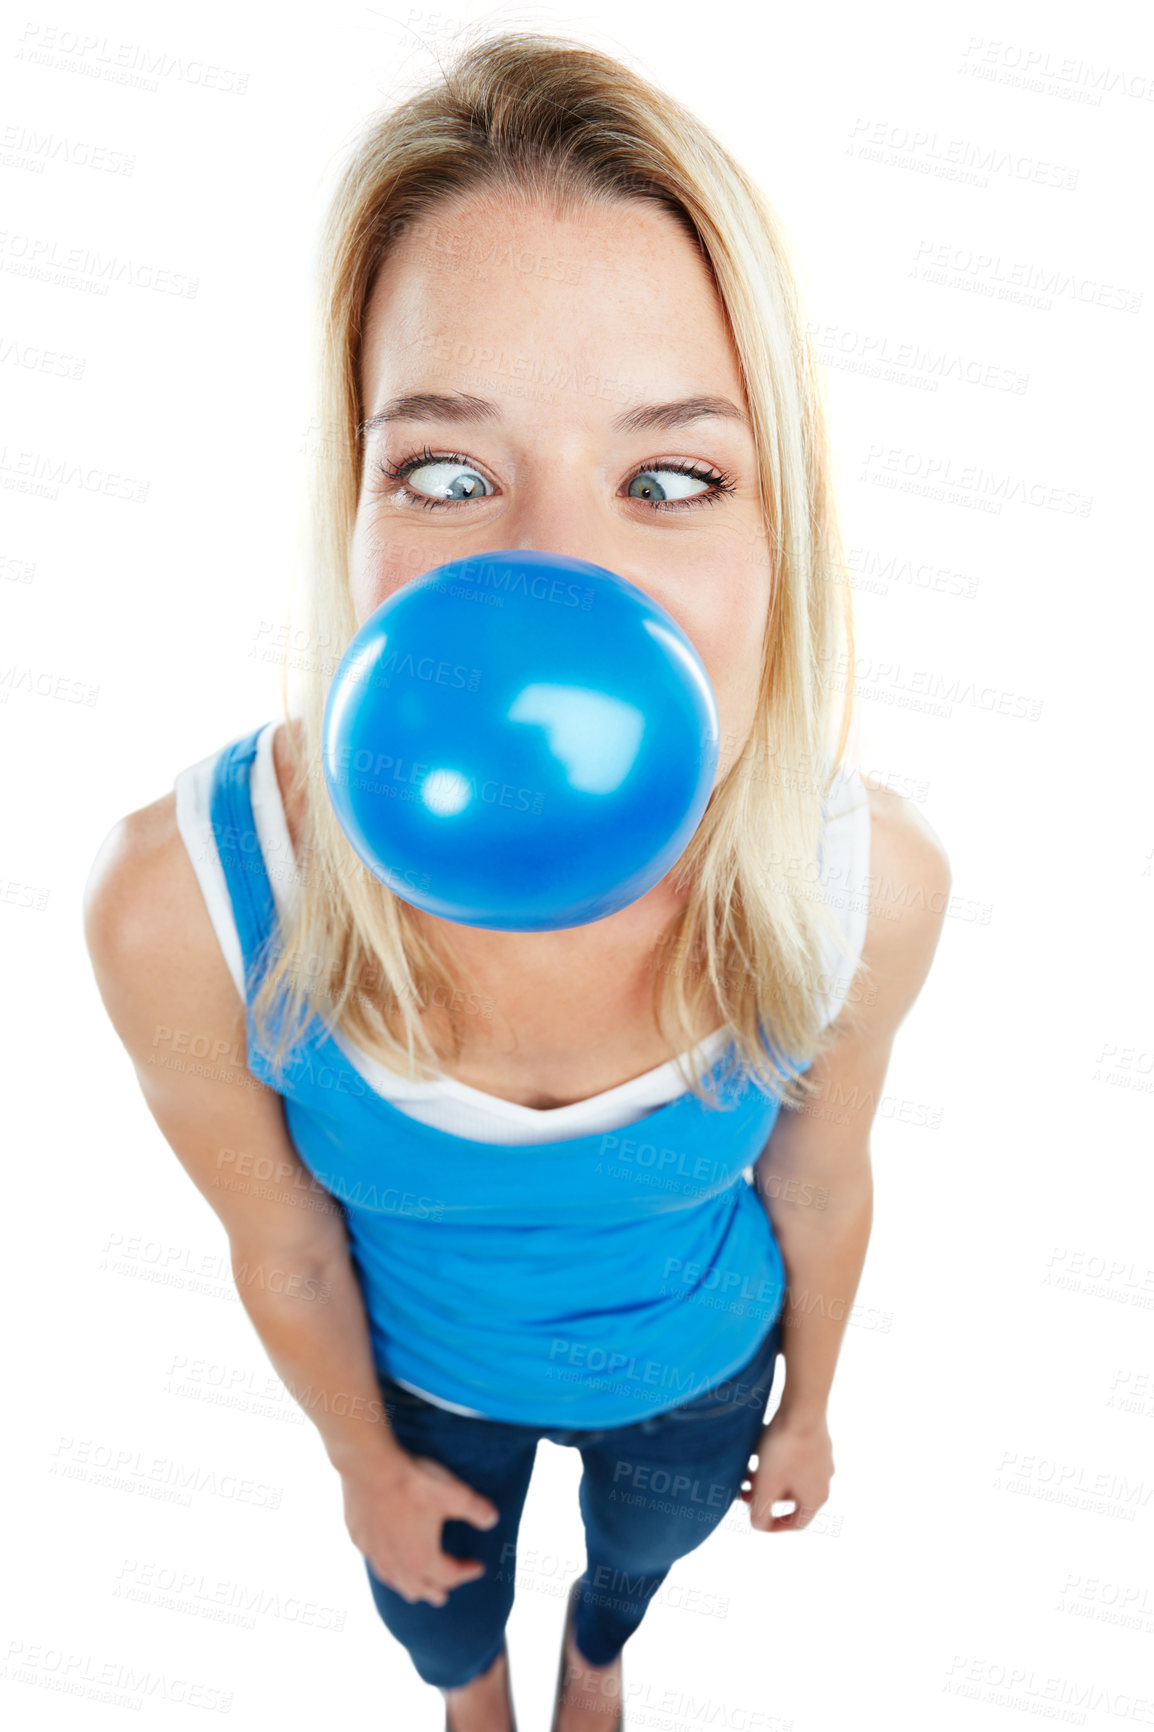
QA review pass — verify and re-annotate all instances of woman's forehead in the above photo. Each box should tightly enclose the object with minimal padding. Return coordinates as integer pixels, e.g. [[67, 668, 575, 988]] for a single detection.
[[358, 198, 742, 423]]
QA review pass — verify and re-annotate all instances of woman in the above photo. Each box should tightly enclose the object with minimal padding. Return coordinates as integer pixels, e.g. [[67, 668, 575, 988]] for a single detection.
[[83, 32, 949, 1732]]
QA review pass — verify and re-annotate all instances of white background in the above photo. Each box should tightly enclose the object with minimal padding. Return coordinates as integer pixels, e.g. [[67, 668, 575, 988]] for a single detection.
[[3, 0, 1152, 1727]]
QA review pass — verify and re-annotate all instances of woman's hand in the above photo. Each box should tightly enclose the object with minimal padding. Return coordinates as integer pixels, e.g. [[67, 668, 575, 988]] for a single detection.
[[340, 1450, 501, 1605], [738, 1409, 834, 1532]]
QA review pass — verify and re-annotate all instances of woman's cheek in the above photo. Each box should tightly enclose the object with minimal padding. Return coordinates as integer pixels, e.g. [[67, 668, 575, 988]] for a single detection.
[[349, 522, 424, 622], [677, 592, 757, 692]]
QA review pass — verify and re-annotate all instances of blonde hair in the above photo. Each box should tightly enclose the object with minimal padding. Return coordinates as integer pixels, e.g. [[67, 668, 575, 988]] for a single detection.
[[253, 29, 864, 1112]]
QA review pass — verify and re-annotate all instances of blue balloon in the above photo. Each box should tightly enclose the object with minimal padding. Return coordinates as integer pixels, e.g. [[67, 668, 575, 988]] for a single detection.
[[321, 549, 720, 931]]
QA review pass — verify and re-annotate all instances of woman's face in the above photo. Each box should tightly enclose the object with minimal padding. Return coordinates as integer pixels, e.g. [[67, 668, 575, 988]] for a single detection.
[[350, 190, 770, 779]]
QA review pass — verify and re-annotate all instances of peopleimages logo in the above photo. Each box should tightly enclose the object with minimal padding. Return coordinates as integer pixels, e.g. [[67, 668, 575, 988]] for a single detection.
[[429, 556, 594, 611], [327, 746, 546, 816], [958, 37, 1154, 105], [847, 116, 1079, 189], [911, 239, 1143, 314], [858, 445, 1092, 517], [344, 650, 482, 694]]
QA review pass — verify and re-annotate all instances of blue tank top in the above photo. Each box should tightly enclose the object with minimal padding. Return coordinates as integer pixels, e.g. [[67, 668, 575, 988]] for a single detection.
[[210, 725, 808, 1427]]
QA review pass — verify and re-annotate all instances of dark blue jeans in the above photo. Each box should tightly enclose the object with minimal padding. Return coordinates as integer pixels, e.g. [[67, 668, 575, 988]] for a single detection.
[[364, 1315, 782, 1688]]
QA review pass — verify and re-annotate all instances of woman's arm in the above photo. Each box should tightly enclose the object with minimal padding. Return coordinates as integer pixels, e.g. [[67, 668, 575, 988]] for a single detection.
[[746, 780, 951, 1528], [82, 794, 406, 1479], [82, 794, 501, 1609]]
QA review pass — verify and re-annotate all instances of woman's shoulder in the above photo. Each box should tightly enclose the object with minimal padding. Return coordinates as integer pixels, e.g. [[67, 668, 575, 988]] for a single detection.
[[858, 772, 950, 894], [856, 771, 952, 1000], [91, 718, 299, 1012], [82, 777, 244, 1019]]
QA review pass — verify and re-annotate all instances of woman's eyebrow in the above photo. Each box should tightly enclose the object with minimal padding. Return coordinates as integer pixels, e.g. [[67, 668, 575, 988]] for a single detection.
[[360, 392, 750, 438]]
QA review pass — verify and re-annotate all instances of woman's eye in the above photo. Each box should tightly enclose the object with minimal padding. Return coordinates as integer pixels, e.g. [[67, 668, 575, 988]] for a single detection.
[[625, 465, 722, 507], [394, 455, 493, 506]]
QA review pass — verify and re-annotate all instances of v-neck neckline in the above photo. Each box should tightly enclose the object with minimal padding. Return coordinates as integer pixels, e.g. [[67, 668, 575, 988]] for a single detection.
[[249, 719, 740, 1134], [287, 1010, 751, 1154]]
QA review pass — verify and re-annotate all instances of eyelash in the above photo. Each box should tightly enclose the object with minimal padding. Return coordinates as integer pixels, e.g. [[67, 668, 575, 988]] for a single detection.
[[373, 445, 737, 513]]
